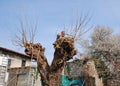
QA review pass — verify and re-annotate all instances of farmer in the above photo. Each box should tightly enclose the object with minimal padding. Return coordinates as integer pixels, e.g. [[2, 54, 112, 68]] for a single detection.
[[56, 31, 65, 39]]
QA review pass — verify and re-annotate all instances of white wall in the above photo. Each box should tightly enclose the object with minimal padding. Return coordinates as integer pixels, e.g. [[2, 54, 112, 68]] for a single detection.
[[10, 58, 22, 68], [0, 55, 8, 66], [26, 60, 31, 66], [0, 56, 2, 65]]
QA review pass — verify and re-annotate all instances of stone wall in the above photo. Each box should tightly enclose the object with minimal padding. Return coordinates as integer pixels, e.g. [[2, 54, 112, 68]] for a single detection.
[[7, 66, 40, 86], [64, 59, 95, 86]]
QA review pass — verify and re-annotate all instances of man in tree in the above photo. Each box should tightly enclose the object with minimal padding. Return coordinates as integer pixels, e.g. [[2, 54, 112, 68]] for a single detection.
[[57, 31, 65, 39]]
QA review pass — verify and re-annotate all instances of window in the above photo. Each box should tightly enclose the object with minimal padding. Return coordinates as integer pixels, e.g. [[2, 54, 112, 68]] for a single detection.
[[7, 59, 11, 67], [21, 59, 26, 67]]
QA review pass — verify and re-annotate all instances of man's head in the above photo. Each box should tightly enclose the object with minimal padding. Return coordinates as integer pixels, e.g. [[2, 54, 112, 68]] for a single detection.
[[61, 31, 65, 37]]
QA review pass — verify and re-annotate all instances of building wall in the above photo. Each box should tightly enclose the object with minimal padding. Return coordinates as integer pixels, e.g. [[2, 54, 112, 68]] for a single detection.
[[0, 55, 8, 66], [9, 56, 31, 68], [7, 67, 41, 86], [0, 56, 3, 65], [0, 54, 9, 86], [0, 49, 33, 86], [26, 60, 31, 66], [0, 65, 6, 86], [0, 54, 31, 68], [10, 57, 21, 68], [0, 49, 32, 67]]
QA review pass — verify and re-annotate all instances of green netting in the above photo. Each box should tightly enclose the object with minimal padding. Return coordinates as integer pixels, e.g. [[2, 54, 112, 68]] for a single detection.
[[60, 75, 85, 86]]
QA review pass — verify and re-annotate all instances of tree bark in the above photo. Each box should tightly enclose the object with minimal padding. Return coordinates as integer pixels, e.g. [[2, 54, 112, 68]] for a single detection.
[[24, 37, 76, 86]]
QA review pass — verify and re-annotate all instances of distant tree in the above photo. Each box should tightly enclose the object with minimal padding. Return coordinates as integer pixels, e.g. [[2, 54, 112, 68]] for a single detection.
[[91, 26, 113, 45], [87, 26, 120, 85], [90, 26, 120, 62]]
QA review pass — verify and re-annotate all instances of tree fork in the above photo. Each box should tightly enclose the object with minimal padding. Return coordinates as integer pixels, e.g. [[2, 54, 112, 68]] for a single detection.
[[24, 36, 76, 86]]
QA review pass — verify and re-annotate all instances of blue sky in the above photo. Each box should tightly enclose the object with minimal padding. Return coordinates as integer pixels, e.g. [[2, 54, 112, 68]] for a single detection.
[[0, 0, 120, 64]]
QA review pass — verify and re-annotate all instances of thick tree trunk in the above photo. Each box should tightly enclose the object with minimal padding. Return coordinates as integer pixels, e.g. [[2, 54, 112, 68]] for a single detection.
[[24, 37, 76, 86]]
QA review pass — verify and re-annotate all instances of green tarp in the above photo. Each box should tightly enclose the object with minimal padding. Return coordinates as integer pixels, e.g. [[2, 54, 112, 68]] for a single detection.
[[60, 75, 85, 86]]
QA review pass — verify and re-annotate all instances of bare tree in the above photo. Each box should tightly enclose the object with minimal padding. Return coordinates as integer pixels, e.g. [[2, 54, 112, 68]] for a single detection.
[[13, 16, 91, 86], [88, 26, 120, 85], [90, 26, 120, 61], [91, 26, 113, 45]]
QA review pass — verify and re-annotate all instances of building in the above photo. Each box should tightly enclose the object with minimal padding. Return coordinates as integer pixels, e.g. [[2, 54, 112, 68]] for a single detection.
[[0, 47, 40, 86], [0, 47, 32, 68]]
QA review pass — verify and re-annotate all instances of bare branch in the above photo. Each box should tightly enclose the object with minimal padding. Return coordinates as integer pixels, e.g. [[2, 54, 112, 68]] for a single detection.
[[29, 25, 37, 43], [20, 19, 28, 45], [13, 19, 37, 47], [66, 15, 92, 40]]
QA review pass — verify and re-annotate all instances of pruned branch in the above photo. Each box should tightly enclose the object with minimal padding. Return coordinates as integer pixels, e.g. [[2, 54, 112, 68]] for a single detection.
[[64, 16, 92, 49], [29, 25, 37, 43], [12, 15, 91, 86], [67, 15, 92, 39], [12, 20, 37, 47]]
